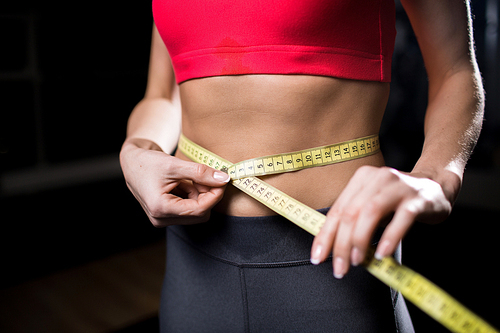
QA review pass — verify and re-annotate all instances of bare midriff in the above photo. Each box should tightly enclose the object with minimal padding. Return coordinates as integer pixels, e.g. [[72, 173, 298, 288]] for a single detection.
[[175, 74, 389, 216]]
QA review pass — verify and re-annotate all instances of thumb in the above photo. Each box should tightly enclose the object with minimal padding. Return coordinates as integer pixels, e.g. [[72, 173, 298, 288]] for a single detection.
[[170, 158, 231, 186]]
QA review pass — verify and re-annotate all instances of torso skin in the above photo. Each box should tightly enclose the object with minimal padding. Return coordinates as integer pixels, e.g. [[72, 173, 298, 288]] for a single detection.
[[176, 74, 389, 216]]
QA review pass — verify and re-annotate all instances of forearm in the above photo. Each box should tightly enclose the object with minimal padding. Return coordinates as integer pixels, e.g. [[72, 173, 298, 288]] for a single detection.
[[412, 67, 484, 204], [123, 92, 181, 154]]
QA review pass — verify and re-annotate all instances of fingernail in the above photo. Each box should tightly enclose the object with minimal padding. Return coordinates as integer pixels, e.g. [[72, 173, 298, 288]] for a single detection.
[[213, 171, 230, 183], [310, 245, 322, 265], [333, 257, 345, 279], [351, 247, 362, 266], [375, 240, 391, 260]]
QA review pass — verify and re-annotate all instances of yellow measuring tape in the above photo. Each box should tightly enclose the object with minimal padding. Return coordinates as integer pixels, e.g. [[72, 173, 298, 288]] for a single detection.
[[179, 133, 498, 333]]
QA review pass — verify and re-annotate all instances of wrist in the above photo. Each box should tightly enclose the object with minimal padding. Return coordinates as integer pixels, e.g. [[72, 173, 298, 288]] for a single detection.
[[120, 138, 169, 175], [410, 163, 463, 206], [122, 137, 165, 153]]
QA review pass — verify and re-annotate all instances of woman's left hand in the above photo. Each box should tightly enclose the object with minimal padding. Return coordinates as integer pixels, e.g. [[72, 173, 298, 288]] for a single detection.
[[310, 165, 452, 279]]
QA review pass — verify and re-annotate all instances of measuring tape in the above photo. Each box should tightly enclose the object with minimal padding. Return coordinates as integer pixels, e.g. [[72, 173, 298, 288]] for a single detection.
[[225, 135, 380, 179], [178, 133, 498, 333]]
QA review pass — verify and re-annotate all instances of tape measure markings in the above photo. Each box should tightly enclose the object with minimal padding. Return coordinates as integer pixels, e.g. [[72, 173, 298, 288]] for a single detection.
[[232, 175, 327, 235], [226, 135, 380, 179], [365, 253, 497, 333], [178, 133, 498, 333]]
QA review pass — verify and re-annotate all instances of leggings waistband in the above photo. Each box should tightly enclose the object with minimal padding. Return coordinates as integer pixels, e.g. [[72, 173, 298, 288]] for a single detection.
[[168, 209, 330, 265], [168, 208, 382, 265]]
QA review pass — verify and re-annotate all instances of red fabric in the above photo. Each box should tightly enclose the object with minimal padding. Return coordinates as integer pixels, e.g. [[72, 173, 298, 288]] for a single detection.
[[153, 0, 396, 83]]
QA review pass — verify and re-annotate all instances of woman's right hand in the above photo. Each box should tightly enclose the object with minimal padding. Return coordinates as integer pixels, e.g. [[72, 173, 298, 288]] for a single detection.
[[120, 138, 231, 227]]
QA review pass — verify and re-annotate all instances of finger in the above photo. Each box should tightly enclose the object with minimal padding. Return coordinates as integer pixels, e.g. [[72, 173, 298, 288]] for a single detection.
[[311, 214, 340, 265], [192, 181, 219, 197], [164, 185, 226, 216], [331, 193, 378, 278], [329, 191, 369, 278], [310, 166, 375, 266], [374, 199, 420, 259], [131, 190, 210, 227], [192, 186, 226, 211], [332, 220, 355, 279], [168, 157, 231, 186], [331, 167, 401, 275], [143, 178, 225, 223], [350, 183, 406, 265], [178, 180, 228, 209], [175, 179, 212, 200], [172, 180, 198, 199]]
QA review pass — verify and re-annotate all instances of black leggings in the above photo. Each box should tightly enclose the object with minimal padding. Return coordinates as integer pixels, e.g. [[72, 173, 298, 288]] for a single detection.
[[159, 209, 414, 332]]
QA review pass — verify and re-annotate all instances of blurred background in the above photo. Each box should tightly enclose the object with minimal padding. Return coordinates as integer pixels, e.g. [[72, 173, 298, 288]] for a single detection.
[[0, 0, 498, 332]]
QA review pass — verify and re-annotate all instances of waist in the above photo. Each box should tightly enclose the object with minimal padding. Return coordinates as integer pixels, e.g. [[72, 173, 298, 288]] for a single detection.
[[176, 146, 385, 216], [168, 208, 383, 265], [177, 74, 388, 215], [168, 209, 325, 265]]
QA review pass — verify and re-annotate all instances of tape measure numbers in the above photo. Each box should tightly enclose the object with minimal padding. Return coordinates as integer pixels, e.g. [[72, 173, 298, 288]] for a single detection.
[[178, 134, 498, 333], [363, 249, 497, 333], [226, 134, 380, 179]]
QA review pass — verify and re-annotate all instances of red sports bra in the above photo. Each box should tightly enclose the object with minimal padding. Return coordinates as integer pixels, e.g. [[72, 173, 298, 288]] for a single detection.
[[152, 0, 396, 84]]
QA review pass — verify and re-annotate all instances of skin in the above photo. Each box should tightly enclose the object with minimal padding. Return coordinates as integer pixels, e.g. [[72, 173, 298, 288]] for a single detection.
[[120, 0, 484, 279]]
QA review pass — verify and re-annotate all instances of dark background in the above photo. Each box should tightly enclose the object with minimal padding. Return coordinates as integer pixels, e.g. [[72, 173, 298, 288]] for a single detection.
[[1, 1, 499, 332]]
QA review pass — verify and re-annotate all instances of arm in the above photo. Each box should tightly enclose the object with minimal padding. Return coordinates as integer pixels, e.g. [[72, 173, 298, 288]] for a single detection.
[[403, 0, 484, 202], [311, 0, 484, 278], [124, 24, 181, 154], [119, 25, 230, 227]]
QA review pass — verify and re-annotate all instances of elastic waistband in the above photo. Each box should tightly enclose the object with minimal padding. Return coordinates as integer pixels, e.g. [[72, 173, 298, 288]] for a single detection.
[[168, 209, 330, 265], [168, 208, 384, 266]]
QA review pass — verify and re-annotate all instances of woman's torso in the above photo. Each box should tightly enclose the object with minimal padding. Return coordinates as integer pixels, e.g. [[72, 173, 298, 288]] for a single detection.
[[176, 74, 389, 216]]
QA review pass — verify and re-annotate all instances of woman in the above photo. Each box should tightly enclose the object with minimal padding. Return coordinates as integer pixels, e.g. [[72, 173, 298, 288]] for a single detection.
[[120, 0, 484, 331]]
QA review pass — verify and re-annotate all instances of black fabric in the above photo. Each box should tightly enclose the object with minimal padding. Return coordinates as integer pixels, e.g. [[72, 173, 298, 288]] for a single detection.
[[159, 209, 414, 332]]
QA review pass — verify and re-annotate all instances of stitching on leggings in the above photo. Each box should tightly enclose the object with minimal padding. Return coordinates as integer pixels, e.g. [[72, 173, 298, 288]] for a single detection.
[[169, 227, 328, 268], [239, 268, 250, 333]]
